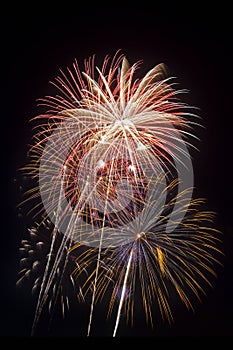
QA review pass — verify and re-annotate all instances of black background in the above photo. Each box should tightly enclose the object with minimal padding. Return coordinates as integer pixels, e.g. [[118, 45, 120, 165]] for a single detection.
[[1, 2, 233, 341]]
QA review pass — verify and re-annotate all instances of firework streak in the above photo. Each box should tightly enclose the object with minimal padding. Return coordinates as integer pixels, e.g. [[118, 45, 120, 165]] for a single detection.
[[17, 51, 223, 336]]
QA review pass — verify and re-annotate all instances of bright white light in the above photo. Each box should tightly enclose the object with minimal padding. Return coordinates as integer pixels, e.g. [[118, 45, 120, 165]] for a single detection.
[[98, 159, 105, 168], [137, 232, 145, 239], [128, 164, 136, 172], [114, 119, 134, 128], [137, 142, 147, 151]]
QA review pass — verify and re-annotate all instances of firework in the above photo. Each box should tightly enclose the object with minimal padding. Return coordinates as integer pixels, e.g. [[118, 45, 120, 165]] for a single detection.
[[16, 220, 78, 318], [17, 50, 222, 336], [70, 176, 222, 336]]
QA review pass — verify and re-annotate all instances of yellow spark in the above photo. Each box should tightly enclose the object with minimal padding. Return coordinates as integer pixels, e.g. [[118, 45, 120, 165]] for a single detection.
[[157, 247, 165, 276]]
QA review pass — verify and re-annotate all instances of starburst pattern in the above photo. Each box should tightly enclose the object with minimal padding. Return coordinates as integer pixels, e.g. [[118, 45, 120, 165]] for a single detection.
[[16, 51, 223, 336]]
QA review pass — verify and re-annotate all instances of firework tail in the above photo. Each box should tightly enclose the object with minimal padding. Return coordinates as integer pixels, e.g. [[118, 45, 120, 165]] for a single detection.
[[113, 247, 133, 337]]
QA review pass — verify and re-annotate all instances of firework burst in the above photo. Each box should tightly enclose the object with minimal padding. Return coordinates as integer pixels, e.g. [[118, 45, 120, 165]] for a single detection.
[[17, 50, 223, 336], [70, 176, 222, 336]]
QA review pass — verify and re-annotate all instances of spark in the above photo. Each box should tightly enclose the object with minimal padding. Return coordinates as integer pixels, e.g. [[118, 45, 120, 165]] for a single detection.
[[72, 176, 223, 331], [113, 248, 133, 337], [16, 50, 223, 337], [97, 159, 105, 168]]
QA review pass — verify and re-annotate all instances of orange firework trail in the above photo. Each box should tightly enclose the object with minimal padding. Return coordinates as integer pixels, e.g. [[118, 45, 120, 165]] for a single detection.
[[17, 50, 223, 336]]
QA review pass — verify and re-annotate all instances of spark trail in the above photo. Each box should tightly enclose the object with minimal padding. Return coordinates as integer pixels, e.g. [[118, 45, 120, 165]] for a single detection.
[[113, 247, 133, 337], [16, 51, 223, 337]]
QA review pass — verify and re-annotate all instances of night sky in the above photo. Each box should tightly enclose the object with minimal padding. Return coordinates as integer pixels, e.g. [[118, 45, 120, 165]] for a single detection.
[[1, 3, 233, 342]]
